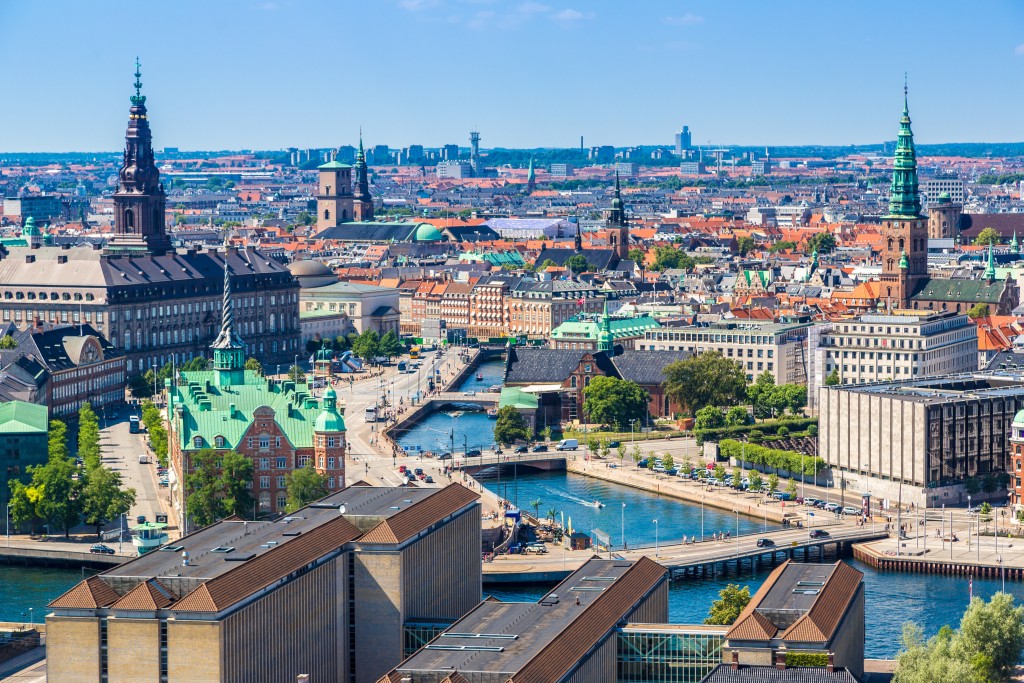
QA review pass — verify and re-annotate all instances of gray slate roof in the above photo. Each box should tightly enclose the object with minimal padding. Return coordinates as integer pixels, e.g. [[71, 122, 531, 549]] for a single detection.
[[504, 347, 588, 384], [700, 665, 859, 683], [611, 349, 691, 386]]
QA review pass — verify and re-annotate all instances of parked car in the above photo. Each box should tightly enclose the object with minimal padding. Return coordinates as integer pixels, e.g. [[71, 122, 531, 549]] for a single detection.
[[424, 476, 434, 484], [756, 538, 776, 548], [414, 468, 424, 476], [637, 459, 649, 468], [514, 445, 529, 454], [465, 449, 482, 457], [665, 468, 678, 476], [803, 497, 819, 506], [824, 502, 840, 512], [652, 465, 666, 473], [399, 465, 408, 473], [530, 444, 549, 453], [524, 542, 548, 554], [90, 544, 115, 555], [607, 441, 621, 448], [809, 529, 831, 539], [841, 506, 862, 516], [437, 453, 453, 460]]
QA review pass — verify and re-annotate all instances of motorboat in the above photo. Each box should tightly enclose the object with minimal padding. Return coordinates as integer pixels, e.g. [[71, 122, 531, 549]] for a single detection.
[[487, 409, 499, 419]]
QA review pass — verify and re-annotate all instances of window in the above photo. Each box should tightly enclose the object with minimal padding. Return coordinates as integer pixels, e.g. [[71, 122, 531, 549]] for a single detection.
[[259, 436, 270, 449], [328, 457, 335, 469], [214, 436, 225, 448], [328, 477, 335, 489], [192, 436, 203, 448], [276, 493, 287, 510], [276, 475, 287, 488], [259, 458, 269, 470], [247, 437, 253, 448], [276, 457, 287, 469], [276, 436, 281, 448], [260, 476, 270, 489], [327, 437, 336, 448]]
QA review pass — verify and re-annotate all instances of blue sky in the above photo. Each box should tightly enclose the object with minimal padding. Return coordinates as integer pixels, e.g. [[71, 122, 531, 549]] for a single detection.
[[3, 0, 1024, 151]]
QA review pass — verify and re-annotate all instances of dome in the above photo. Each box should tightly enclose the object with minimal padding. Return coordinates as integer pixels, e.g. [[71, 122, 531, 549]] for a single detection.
[[414, 223, 444, 242], [287, 260, 337, 289], [938, 192, 951, 201], [315, 407, 346, 433], [1013, 409, 1024, 426], [323, 385, 337, 400]]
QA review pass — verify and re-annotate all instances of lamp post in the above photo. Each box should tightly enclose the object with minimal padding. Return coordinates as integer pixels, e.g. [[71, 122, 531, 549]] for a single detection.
[[630, 419, 637, 444], [653, 518, 659, 559], [560, 511, 566, 571]]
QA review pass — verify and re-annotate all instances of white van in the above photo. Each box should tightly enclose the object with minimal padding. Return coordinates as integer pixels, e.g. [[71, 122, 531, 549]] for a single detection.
[[138, 454, 150, 464], [556, 439, 579, 451]]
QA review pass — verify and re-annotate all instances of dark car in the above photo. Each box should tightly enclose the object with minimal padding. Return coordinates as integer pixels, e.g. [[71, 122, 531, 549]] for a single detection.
[[514, 445, 529, 454], [809, 529, 831, 539], [756, 538, 776, 548], [607, 441, 621, 448], [437, 453, 452, 460], [530, 444, 549, 453], [465, 449, 482, 457], [90, 544, 115, 555], [414, 468, 424, 476], [665, 468, 678, 476], [136, 515, 146, 525], [637, 459, 649, 468], [424, 476, 434, 483]]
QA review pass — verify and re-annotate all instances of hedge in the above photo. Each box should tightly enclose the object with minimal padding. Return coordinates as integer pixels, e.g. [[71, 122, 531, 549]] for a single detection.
[[718, 439, 825, 476], [785, 652, 829, 667], [695, 417, 818, 446]]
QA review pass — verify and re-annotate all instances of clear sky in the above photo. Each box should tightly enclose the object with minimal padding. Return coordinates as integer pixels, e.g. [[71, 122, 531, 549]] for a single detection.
[[4, 0, 1024, 151]]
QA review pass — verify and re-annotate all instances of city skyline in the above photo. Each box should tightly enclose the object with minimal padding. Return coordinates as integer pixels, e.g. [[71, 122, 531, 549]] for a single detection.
[[3, 0, 1024, 152]]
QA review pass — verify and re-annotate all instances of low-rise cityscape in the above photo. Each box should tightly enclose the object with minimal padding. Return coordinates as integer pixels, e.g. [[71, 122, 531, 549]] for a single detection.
[[5, 3, 1024, 682]]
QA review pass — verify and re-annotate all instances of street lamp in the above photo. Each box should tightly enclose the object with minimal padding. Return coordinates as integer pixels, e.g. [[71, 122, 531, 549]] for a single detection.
[[630, 419, 638, 444], [6, 503, 10, 549], [653, 519, 659, 559]]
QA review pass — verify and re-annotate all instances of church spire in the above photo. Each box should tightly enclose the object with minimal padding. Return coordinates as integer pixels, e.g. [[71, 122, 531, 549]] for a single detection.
[[886, 79, 922, 219], [985, 241, 997, 281], [574, 206, 582, 252], [352, 128, 374, 221], [131, 57, 145, 106], [597, 299, 614, 354], [211, 257, 246, 385]]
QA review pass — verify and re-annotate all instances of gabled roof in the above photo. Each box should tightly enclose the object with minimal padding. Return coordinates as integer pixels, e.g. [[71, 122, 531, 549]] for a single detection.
[[110, 578, 177, 610], [48, 576, 120, 609], [912, 276, 1010, 305], [701, 664, 859, 683], [0, 400, 48, 434], [172, 514, 362, 613], [780, 561, 863, 643], [504, 347, 589, 384], [358, 483, 477, 545], [611, 349, 692, 386]]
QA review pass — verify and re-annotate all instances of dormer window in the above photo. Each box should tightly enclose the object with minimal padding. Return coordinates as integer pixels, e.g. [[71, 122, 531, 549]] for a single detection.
[[193, 436, 203, 448], [214, 436, 225, 448]]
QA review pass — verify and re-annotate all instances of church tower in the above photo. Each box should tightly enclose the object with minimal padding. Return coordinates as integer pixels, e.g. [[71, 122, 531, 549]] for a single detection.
[[525, 157, 536, 194], [879, 84, 928, 310], [316, 157, 354, 231], [352, 134, 374, 222], [597, 299, 614, 354], [108, 59, 172, 255], [210, 261, 246, 387], [927, 191, 961, 240], [606, 172, 630, 261]]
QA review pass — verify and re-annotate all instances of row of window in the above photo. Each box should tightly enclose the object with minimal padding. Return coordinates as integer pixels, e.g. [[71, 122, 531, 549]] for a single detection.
[[3, 308, 103, 324], [3, 290, 94, 301]]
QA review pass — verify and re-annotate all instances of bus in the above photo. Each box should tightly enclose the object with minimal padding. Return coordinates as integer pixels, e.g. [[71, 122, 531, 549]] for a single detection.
[[365, 406, 377, 423], [397, 361, 408, 373], [409, 346, 421, 360], [129, 415, 141, 434]]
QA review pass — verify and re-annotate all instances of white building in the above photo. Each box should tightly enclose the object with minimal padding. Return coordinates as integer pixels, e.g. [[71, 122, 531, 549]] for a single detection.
[[921, 178, 965, 206]]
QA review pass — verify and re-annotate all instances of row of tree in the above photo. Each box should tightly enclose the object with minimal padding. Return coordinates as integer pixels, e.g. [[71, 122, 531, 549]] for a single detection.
[[9, 404, 136, 538]]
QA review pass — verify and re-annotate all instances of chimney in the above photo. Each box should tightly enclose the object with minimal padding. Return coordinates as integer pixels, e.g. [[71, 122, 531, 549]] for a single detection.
[[730, 650, 739, 670], [57, 255, 67, 264], [827, 652, 835, 673], [229, 403, 236, 418], [775, 651, 786, 670], [25, 254, 34, 264]]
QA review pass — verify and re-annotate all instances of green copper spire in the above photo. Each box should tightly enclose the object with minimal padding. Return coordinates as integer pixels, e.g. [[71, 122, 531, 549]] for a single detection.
[[597, 299, 614, 354], [886, 80, 921, 219], [985, 241, 997, 280], [898, 250, 908, 269], [131, 57, 146, 107], [211, 259, 245, 386], [527, 157, 535, 182], [1012, 230, 1019, 254]]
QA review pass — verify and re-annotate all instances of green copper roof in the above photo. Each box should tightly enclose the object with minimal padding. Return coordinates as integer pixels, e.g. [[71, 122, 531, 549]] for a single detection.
[[318, 160, 352, 170], [1014, 409, 1024, 426], [898, 250, 908, 269], [315, 385, 346, 432], [886, 87, 922, 219], [984, 241, 997, 280], [499, 387, 539, 410], [171, 370, 344, 453], [21, 216, 38, 236], [550, 313, 661, 341], [459, 251, 526, 267], [0, 400, 48, 434], [414, 223, 444, 241], [742, 269, 771, 288]]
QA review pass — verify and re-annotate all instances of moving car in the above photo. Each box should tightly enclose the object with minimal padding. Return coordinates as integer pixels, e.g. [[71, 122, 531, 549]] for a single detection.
[[414, 468, 424, 476], [607, 441, 621, 448], [809, 529, 831, 539], [841, 506, 862, 516], [437, 453, 453, 460], [465, 449, 482, 457], [514, 445, 529, 454], [524, 542, 548, 554], [556, 439, 579, 451], [424, 476, 434, 483], [90, 544, 115, 555], [756, 538, 776, 548], [530, 444, 549, 453]]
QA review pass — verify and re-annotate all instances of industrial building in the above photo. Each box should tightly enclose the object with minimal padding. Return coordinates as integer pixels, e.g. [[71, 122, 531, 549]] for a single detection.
[[46, 483, 481, 683]]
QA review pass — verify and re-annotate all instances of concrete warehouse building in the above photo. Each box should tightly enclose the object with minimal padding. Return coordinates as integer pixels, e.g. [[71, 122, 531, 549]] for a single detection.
[[46, 483, 481, 683]]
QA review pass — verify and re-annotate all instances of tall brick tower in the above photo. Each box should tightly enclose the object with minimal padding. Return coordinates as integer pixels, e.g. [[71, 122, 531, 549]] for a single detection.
[[316, 160, 354, 230], [606, 172, 630, 261], [313, 385, 346, 487], [879, 83, 928, 310], [352, 133, 374, 222]]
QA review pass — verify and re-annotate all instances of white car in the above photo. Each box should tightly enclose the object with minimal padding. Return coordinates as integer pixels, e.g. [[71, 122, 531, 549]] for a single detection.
[[841, 506, 862, 516]]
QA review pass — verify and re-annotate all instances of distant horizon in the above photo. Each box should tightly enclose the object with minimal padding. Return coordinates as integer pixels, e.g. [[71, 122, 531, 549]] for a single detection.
[[2, 1, 1024, 151]]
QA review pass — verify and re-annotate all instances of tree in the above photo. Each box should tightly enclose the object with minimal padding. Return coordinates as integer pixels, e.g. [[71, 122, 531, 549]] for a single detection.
[[747, 371, 777, 417], [288, 365, 306, 383], [530, 498, 543, 521], [663, 453, 675, 471], [806, 232, 837, 254], [632, 446, 643, 468], [894, 594, 1024, 683], [378, 330, 403, 359], [627, 247, 646, 263], [77, 402, 102, 470], [769, 240, 797, 254], [974, 227, 1001, 246], [565, 253, 590, 274], [81, 466, 136, 538], [285, 465, 329, 513], [704, 584, 752, 625], [33, 421, 83, 537], [0, 335, 16, 349], [737, 235, 756, 256], [663, 352, 748, 415], [695, 406, 726, 430], [967, 303, 990, 319], [617, 443, 627, 462], [599, 440, 611, 460], [220, 451, 256, 519], [583, 376, 650, 431], [749, 471, 764, 492], [786, 478, 798, 498], [748, 429, 764, 444], [713, 463, 726, 482], [733, 467, 743, 487], [494, 407, 531, 446], [538, 258, 558, 270], [186, 449, 225, 528], [540, 425, 553, 443], [352, 330, 381, 361], [128, 373, 153, 398], [767, 473, 779, 495], [726, 406, 751, 427], [245, 357, 264, 375], [824, 369, 841, 386]]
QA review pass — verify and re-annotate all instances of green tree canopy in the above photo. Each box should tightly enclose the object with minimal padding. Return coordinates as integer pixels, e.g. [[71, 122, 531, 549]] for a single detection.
[[0, 335, 16, 349], [77, 402, 102, 470], [768, 240, 797, 253], [737, 235, 756, 256], [583, 376, 650, 431], [705, 584, 752, 625], [627, 247, 646, 263], [81, 466, 136, 539], [974, 227, 1001, 246], [824, 368, 840, 386], [663, 352, 748, 415], [694, 406, 726, 430], [966, 303, 990, 319], [285, 465, 330, 513], [288, 365, 306, 383], [806, 232, 837, 253], [185, 449, 255, 527], [494, 406, 531, 446], [245, 357, 264, 375], [378, 330, 403, 359], [352, 330, 381, 361], [726, 406, 752, 426], [565, 253, 590, 274]]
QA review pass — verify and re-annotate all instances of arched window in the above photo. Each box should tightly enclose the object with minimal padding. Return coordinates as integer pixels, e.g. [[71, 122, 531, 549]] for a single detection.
[[193, 436, 203, 448], [584, 376, 591, 387], [269, 314, 276, 332], [570, 376, 577, 388], [898, 238, 905, 251], [324, 208, 330, 220], [124, 330, 132, 351], [137, 329, 143, 349], [125, 209, 134, 230], [214, 436, 225, 448], [325, 185, 331, 195], [887, 237, 894, 251]]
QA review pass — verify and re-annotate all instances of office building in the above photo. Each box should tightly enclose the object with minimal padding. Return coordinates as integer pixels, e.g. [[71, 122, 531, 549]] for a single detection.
[[168, 269, 347, 520], [2, 196, 63, 224], [440, 144, 460, 161], [615, 161, 639, 178], [921, 177, 965, 206], [550, 162, 574, 177], [815, 311, 978, 387], [47, 483, 481, 683], [0, 64, 301, 374], [639, 320, 810, 384], [675, 125, 692, 156], [549, 307, 660, 351], [381, 557, 668, 683], [680, 160, 706, 175], [819, 373, 1024, 506], [436, 160, 474, 179], [0, 400, 48, 519], [589, 145, 616, 163]]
